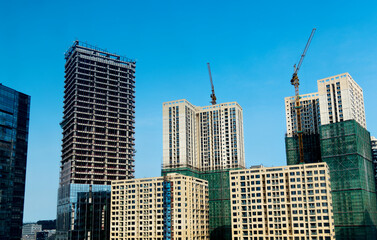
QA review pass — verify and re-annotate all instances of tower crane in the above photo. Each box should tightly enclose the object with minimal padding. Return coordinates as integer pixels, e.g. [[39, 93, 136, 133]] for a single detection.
[[207, 63, 217, 105], [291, 28, 316, 164]]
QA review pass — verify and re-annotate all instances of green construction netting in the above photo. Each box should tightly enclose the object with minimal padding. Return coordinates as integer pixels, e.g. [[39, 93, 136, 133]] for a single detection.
[[320, 120, 377, 240], [162, 168, 234, 240], [285, 134, 322, 165]]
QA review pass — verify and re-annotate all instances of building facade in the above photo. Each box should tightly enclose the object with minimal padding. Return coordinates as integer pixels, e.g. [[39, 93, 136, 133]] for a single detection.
[[0, 84, 30, 240], [317, 73, 366, 128], [230, 163, 335, 240], [284, 92, 321, 137], [162, 99, 245, 171], [110, 173, 209, 240], [22, 223, 42, 240], [285, 73, 366, 138], [162, 99, 246, 240], [320, 120, 377, 239], [371, 136, 377, 189], [285, 73, 367, 166], [56, 41, 136, 239]]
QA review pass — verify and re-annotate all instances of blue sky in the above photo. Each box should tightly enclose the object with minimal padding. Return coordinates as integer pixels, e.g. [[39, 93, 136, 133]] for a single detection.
[[1, 0, 377, 222]]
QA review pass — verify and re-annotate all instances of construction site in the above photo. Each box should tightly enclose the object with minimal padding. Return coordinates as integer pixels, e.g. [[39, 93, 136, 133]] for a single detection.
[[285, 29, 377, 239]]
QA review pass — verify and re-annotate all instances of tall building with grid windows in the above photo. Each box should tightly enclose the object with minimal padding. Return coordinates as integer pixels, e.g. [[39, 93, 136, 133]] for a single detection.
[[110, 173, 209, 240], [0, 84, 30, 240], [285, 73, 367, 166], [162, 99, 245, 240], [317, 73, 366, 128], [56, 41, 136, 240], [284, 73, 377, 239], [371, 136, 377, 188], [284, 93, 321, 138], [230, 163, 335, 240], [162, 99, 245, 171]]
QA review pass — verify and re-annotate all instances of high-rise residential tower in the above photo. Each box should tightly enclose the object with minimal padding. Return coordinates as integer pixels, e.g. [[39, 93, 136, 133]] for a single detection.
[[285, 73, 367, 165], [284, 72, 366, 138], [371, 136, 377, 190], [162, 99, 245, 240], [57, 41, 136, 240], [284, 73, 377, 239], [0, 84, 30, 240], [284, 92, 321, 137], [317, 73, 366, 128], [162, 99, 245, 171]]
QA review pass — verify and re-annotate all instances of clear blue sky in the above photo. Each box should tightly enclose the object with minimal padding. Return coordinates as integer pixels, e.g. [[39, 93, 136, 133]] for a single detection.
[[1, 0, 376, 222]]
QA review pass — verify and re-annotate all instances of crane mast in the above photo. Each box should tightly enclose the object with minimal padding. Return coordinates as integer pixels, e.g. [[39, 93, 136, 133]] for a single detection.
[[291, 28, 316, 164], [207, 63, 217, 105]]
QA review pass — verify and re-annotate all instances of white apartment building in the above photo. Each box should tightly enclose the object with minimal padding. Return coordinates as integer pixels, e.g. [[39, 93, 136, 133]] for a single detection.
[[371, 136, 377, 185], [284, 93, 321, 137], [317, 73, 366, 128], [162, 99, 245, 171], [285, 73, 366, 136], [230, 163, 335, 240], [110, 173, 209, 240]]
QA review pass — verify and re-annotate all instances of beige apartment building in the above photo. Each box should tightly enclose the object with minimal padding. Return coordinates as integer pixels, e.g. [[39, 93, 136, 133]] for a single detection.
[[284, 73, 366, 136], [110, 173, 209, 240], [230, 163, 335, 240], [317, 73, 366, 128], [284, 93, 320, 137], [162, 99, 245, 171]]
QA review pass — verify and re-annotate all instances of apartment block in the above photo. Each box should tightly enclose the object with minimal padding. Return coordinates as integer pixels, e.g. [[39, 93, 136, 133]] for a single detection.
[[162, 99, 245, 239], [285, 73, 367, 166], [110, 173, 209, 240], [320, 120, 377, 239], [317, 73, 366, 128], [284, 92, 321, 137], [162, 99, 245, 171], [57, 41, 136, 240], [285, 73, 366, 139], [371, 136, 377, 188], [230, 163, 335, 240]]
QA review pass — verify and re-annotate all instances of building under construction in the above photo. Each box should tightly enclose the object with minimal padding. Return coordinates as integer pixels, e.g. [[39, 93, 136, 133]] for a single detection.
[[320, 120, 377, 239], [162, 167, 234, 240]]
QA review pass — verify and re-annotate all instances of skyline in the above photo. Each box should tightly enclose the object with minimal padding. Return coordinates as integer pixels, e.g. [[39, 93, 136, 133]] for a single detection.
[[1, 0, 377, 222]]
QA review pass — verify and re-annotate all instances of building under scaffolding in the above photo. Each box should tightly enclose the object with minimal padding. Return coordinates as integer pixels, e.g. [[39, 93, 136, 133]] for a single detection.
[[285, 133, 322, 165], [320, 120, 377, 239], [162, 167, 235, 240]]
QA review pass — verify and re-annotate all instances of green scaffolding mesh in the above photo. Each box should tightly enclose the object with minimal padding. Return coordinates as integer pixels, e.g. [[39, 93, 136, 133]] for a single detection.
[[285, 133, 322, 165], [320, 120, 377, 240], [162, 167, 235, 240]]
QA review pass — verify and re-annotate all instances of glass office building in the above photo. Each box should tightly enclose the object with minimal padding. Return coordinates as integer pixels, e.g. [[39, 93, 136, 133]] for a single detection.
[[0, 84, 30, 240]]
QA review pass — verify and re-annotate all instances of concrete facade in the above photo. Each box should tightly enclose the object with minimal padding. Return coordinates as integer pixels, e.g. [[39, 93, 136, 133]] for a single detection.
[[372, 136, 377, 188], [285, 93, 320, 137], [110, 173, 209, 240], [57, 41, 136, 240], [162, 99, 245, 171], [284, 73, 366, 137], [317, 73, 366, 128], [230, 163, 335, 240]]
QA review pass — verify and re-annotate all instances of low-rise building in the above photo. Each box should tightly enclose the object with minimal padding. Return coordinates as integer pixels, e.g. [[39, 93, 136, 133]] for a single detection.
[[230, 163, 335, 240], [110, 173, 209, 240], [22, 223, 42, 240]]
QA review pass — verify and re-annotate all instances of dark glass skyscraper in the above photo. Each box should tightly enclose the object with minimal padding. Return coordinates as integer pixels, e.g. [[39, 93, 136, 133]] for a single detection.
[[0, 84, 30, 240], [57, 41, 136, 240]]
